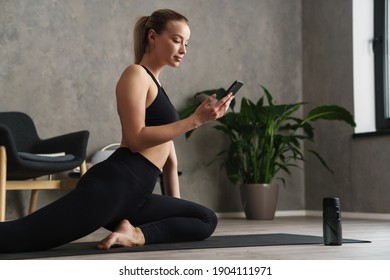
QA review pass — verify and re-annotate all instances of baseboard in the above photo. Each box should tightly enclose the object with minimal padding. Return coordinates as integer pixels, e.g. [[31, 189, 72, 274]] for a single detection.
[[217, 210, 390, 220], [304, 210, 390, 220], [276, 210, 308, 217], [216, 212, 246, 219], [215, 211, 307, 219], [216, 210, 308, 219]]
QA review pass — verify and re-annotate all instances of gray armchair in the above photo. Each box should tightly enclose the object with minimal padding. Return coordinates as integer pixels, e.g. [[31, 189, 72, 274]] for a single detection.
[[0, 112, 89, 221]]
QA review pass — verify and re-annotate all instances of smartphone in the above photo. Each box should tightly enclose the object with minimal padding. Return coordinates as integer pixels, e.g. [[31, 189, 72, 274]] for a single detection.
[[224, 80, 244, 97]]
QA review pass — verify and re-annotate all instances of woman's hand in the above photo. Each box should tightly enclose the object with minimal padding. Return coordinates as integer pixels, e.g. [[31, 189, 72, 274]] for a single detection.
[[191, 93, 234, 128]]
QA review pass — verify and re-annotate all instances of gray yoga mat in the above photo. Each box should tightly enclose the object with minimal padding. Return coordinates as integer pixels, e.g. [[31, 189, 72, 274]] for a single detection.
[[0, 233, 370, 260]]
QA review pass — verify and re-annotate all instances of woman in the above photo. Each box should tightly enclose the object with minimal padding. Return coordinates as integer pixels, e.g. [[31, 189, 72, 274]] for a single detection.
[[0, 9, 233, 253]]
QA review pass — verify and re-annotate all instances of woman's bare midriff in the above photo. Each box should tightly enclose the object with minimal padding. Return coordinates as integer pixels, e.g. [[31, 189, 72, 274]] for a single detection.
[[120, 141, 171, 171]]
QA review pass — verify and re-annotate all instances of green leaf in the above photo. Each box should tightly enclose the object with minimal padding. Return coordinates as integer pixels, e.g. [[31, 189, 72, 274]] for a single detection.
[[306, 105, 356, 127], [307, 149, 334, 174], [178, 84, 355, 185], [261, 85, 274, 106]]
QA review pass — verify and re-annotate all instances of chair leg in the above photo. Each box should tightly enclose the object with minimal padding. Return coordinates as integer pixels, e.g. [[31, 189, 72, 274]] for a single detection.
[[0, 146, 7, 222], [29, 189, 39, 214], [28, 162, 86, 214], [80, 160, 87, 176], [28, 177, 42, 214]]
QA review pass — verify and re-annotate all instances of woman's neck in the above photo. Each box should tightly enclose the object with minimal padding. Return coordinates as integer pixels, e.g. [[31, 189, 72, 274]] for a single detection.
[[139, 55, 164, 79]]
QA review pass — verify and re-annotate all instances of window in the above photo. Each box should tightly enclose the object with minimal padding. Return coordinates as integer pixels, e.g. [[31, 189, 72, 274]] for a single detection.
[[374, 0, 390, 130], [353, 0, 376, 134]]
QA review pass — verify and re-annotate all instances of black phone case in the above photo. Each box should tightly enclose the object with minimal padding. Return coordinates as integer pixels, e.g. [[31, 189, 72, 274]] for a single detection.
[[225, 80, 243, 96]]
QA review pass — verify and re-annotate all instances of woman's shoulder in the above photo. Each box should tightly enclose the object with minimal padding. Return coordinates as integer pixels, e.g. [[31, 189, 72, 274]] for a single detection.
[[117, 64, 148, 84], [122, 64, 146, 77], [116, 64, 150, 94]]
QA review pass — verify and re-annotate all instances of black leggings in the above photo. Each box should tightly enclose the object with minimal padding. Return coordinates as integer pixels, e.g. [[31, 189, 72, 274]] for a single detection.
[[0, 148, 218, 253]]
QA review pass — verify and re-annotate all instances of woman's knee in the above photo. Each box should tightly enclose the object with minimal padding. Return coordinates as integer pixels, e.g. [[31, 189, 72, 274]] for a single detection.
[[200, 207, 218, 239]]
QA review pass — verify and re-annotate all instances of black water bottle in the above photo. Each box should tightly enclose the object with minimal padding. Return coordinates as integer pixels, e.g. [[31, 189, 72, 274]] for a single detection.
[[323, 197, 342, 246]]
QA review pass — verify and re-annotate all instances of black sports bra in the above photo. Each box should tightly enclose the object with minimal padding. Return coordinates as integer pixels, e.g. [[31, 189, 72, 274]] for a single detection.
[[142, 66, 180, 126]]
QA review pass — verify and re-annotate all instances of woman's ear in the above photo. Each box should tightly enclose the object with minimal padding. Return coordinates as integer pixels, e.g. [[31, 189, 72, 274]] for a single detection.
[[147, 29, 157, 48]]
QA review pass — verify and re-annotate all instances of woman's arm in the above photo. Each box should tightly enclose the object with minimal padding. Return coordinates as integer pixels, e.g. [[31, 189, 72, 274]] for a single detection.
[[116, 65, 234, 152], [162, 141, 180, 198]]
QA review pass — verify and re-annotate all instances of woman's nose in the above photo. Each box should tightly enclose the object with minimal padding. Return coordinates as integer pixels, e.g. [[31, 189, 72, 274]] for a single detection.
[[179, 44, 186, 54]]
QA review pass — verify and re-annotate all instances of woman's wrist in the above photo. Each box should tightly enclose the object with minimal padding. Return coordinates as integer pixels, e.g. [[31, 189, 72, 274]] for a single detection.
[[188, 114, 202, 129]]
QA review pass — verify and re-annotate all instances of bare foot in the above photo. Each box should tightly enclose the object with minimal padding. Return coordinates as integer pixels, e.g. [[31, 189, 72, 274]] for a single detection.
[[97, 219, 145, 250]]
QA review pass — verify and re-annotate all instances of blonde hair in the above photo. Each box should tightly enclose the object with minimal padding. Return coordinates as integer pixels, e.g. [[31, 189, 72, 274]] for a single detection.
[[133, 9, 188, 64]]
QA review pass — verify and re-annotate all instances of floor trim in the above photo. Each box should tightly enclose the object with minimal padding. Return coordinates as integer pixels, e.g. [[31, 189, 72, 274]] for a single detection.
[[217, 210, 390, 220]]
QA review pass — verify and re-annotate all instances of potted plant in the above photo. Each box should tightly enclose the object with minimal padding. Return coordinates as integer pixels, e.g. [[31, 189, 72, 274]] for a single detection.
[[179, 86, 356, 220]]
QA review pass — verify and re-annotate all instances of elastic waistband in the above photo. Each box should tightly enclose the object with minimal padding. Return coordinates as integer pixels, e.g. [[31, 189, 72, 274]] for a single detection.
[[109, 147, 162, 175]]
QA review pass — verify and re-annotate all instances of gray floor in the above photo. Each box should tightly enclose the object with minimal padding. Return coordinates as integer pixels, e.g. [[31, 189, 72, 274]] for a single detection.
[[43, 216, 390, 260]]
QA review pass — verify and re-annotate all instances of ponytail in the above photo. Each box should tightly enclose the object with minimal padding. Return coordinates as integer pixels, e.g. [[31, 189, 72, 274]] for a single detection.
[[133, 16, 149, 64], [133, 9, 188, 64]]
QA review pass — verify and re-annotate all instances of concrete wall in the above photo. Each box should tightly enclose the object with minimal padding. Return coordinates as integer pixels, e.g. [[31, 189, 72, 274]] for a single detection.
[[1, 0, 301, 219], [303, 0, 390, 214]]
